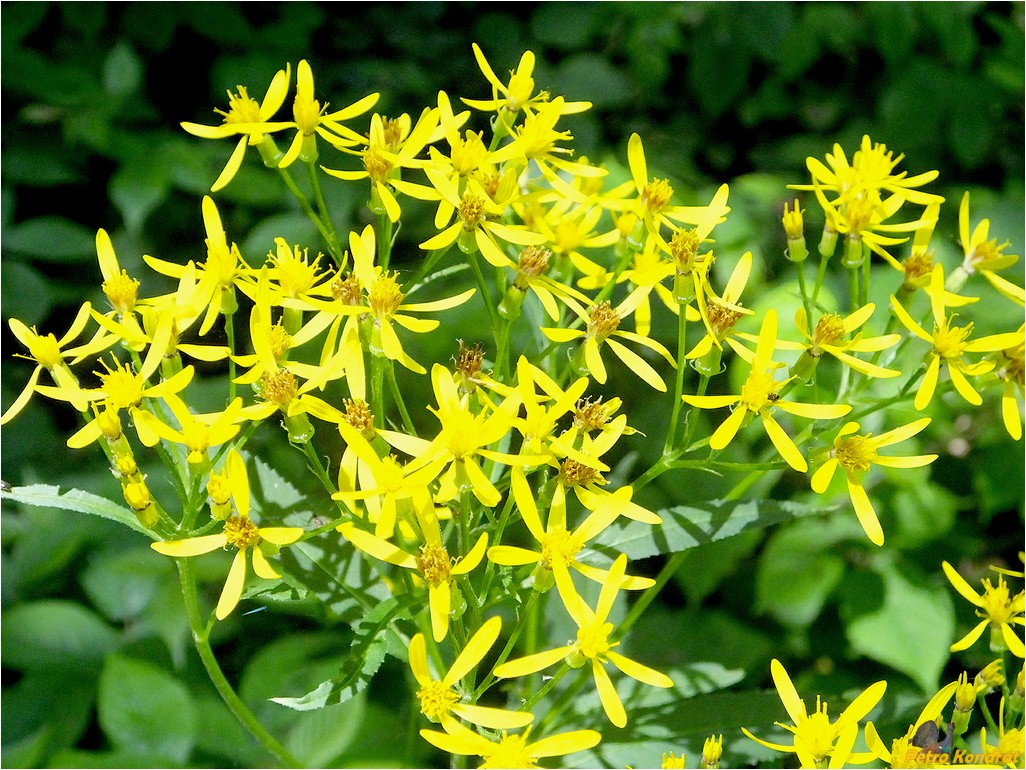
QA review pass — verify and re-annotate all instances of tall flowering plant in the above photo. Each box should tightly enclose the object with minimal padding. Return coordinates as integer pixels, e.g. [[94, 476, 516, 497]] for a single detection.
[[2, 48, 1023, 769]]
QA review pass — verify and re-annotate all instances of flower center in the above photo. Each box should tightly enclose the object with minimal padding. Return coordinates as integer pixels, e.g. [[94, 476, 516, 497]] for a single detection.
[[812, 314, 847, 349], [271, 241, 324, 298], [1000, 345, 1025, 386], [559, 458, 601, 488], [331, 273, 364, 305], [368, 272, 404, 317], [102, 271, 140, 314], [481, 733, 537, 770], [27, 331, 64, 369], [834, 434, 876, 473], [415, 543, 452, 588], [979, 577, 1021, 626], [516, 246, 551, 286], [459, 193, 486, 231], [967, 238, 1012, 272], [208, 472, 232, 506], [793, 701, 836, 764], [269, 324, 293, 360], [98, 359, 145, 410], [364, 146, 394, 183], [902, 251, 934, 282], [574, 398, 611, 433], [204, 242, 240, 287], [932, 318, 973, 360], [218, 87, 263, 125], [223, 514, 261, 550], [539, 527, 583, 570], [450, 131, 489, 175], [575, 620, 613, 659], [259, 369, 297, 408], [706, 299, 745, 339], [739, 368, 777, 413], [643, 179, 674, 215], [587, 301, 621, 342], [342, 398, 375, 436], [454, 340, 485, 386], [670, 228, 701, 272], [416, 680, 459, 722]]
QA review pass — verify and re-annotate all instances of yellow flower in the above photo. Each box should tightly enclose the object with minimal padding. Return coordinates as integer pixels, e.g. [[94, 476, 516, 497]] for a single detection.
[[405, 364, 538, 508], [151, 450, 304, 619], [1, 302, 116, 424], [91, 228, 148, 348], [743, 658, 886, 768], [770, 304, 901, 379], [339, 500, 487, 643], [420, 718, 600, 769], [943, 561, 1025, 658], [278, 59, 379, 168], [800, 135, 944, 206], [661, 751, 686, 769], [409, 616, 532, 730], [494, 554, 673, 728], [682, 309, 851, 472], [959, 191, 1020, 278], [180, 64, 294, 191], [487, 467, 654, 593], [463, 43, 590, 121], [811, 418, 937, 546], [142, 393, 244, 466], [322, 108, 441, 222], [864, 681, 958, 768], [144, 196, 253, 336], [891, 264, 1023, 411], [701, 735, 723, 769], [685, 250, 756, 361], [542, 289, 676, 391]]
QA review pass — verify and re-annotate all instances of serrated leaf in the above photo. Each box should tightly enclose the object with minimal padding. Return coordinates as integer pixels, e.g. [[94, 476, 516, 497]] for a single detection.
[[103, 41, 142, 97], [97, 655, 197, 764], [272, 596, 411, 711], [591, 498, 833, 560], [2, 485, 153, 537]]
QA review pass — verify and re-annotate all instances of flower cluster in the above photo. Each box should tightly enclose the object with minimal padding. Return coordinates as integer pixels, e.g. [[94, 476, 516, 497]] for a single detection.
[[2, 45, 1023, 770]]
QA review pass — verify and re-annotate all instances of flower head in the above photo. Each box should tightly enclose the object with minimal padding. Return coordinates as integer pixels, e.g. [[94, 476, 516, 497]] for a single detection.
[[943, 561, 1025, 658], [420, 718, 600, 769]]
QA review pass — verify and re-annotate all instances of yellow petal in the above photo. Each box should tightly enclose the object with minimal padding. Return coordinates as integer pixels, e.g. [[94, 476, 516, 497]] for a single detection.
[[710, 405, 748, 451], [846, 477, 884, 546], [429, 582, 450, 643], [447, 616, 502, 685], [493, 646, 570, 679], [251, 546, 281, 580], [593, 660, 627, 728], [408, 633, 431, 686], [215, 550, 248, 620], [452, 533, 488, 575], [762, 413, 807, 472], [810, 458, 838, 494], [259, 527, 304, 545], [942, 561, 983, 606], [770, 658, 807, 724], [211, 138, 248, 192], [451, 702, 533, 730], [151, 533, 228, 557], [606, 651, 673, 688], [528, 729, 602, 758]]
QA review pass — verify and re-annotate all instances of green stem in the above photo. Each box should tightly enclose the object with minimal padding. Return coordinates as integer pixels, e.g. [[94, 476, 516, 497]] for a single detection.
[[306, 159, 344, 263], [467, 251, 504, 355], [377, 212, 394, 271], [796, 261, 814, 328], [385, 360, 416, 435], [663, 307, 688, 454], [617, 551, 687, 638], [225, 308, 238, 403], [848, 266, 860, 312], [277, 167, 342, 266], [177, 558, 301, 768]]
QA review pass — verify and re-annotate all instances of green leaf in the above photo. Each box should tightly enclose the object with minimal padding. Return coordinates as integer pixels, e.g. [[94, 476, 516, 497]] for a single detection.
[[3, 216, 97, 262], [109, 159, 170, 234], [2, 668, 96, 761], [591, 498, 833, 560], [840, 561, 955, 693], [285, 693, 367, 768], [2, 484, 154, 537], [272, 596, 410, 711], [97, 654, 197, 764], [80, 545, 174, 622], [2, 600, 120, 670], [103, 41, 142, 98], [0, 261, 52, 326], [552, 53, 632, 109]]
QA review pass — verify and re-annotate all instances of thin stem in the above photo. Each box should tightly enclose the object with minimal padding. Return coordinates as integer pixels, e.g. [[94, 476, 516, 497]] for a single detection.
[[306, 160, 344, 264], [225, 308, 238, 403], [177, 558, 301, 768], [617, 551, 687, 638], [663, 307, 688, 454], [385, 360, 416, 435], [277, 167, 341, 266]]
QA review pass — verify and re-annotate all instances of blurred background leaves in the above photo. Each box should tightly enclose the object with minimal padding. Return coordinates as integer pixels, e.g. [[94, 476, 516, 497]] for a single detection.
[[2, 3, 1023, 767]]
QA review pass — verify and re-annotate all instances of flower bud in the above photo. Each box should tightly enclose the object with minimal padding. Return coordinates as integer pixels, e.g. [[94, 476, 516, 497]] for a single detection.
[[819, 221, 838, 258], [952, 672, 975, 735], [701, 735, 723, 769], [782, 201, 808, 263], [841, 235, 865, 269], [98, 407, 123, 441], [661, 752, 686, 769], [974, 659, 1005, 695], [498, 284, 526, 321], [123, 480, 158, 528]]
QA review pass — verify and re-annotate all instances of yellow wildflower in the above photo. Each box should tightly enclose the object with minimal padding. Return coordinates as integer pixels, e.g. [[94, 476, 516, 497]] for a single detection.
[[943, 561, 1025, 658], [420, 718, 600, 769]]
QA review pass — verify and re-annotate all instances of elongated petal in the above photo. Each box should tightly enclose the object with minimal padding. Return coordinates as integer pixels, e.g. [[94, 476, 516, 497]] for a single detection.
[[451, 702, 533, 730], [259, 527, 304, 545], [339, 523, 416, 568], [682, 394, 739, 409], [420, 221, 462, 251], [463, 458, 501, 507], [511, 467, 546, 541], [151, 533, 228, 557], [770, 659, 807, 724], [950, 619, 989, 651], [836, 680, 887, 730], [493, 646, 570, 679], [211, 138, 249, 192], [429, 582, 450, 643], [452, 533, 488, 575], [942, 561, 984, 606], [215, 550, 248, 620], [607, 650, 673, 688], [873, 454, 937, 469], [593, 660, 627, 728], [627, 133, 647, 192], [741, 727, 795, 755], [773, 400, 851, 420], [890, 295, 931, 341], [947, 363, 983, 406], [763, 413, 808, 472], [847, 477, 884, 546], [873, 417, 931, 447], [607, 337, 666, 391], [914, 355, 941, 411], [0, 366, 42, 425], [408, 633, 432, 686], [811, 458, 839, 494], [251, 546, 281, 580], [487, 545, 541, 566], [447, 616, 502, 685], [710, 405, 748, 450], [1001, 622, 1025, 657], [527, 729, 601, 758]]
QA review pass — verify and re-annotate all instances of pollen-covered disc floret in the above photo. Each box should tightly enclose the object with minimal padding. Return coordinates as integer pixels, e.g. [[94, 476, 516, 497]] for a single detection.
[[369, 272, 405, 317], [539, 527, 584, 570], [812, 314, 847, 350], [416, 543, 452, 588], [559, 458, 602, 488], [573, 620, 613, 661], [259, 369, 297, 408], [216, 86, 262, 125], [417, 680, 460, 723], [586, 301, 621, 343], [833, 434, 876, 473], [222, 514, 261, 550], [459, 193, 486, 231], [102, 271, 140, 315]]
